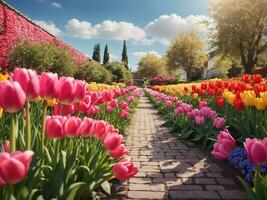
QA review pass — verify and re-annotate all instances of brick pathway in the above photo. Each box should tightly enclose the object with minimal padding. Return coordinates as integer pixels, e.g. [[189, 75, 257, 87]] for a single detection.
[[114, 95, 248, 200]]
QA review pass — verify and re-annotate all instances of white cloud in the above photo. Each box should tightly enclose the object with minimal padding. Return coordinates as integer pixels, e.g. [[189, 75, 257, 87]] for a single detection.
[[51, 2, 62, 8], [65, 19, 97, 39], [133, 51, 161, 59], [144, 14, 211, 45], [65, 19, 145, 41], [33, 20, 62, 36]]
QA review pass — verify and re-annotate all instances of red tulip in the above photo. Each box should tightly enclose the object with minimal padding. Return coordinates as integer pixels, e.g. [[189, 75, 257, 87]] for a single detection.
[[53, 104, 74, 115], [0, 80, 26, 113], [93, 120, 108, 140], [252, 74, 262, 84], [45, 116, 65, 138], [89, 92, 99, 105], [112, 157, 138, 180], [244, 138, 267, 165], [242, 74, 251, 83], [39, 72, 58, 100], [216, 95, 224, 107], [0, 150, 34, 185], [57, 77, 76, 105], [13, 68, 40, 100], [101, 90, 114, 102], [233, 97, 244, 111], [79, 95, 91, 113], [63, 116, 81, 137], [105, 106, 113, 113]]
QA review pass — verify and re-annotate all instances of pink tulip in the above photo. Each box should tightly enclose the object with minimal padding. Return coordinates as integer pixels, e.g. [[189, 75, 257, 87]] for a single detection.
[[0, 150, 34, 185], [106, 106, 113, 113], [57, 77, 76, 105], [104, 134, 122, 151], [2, 140, 10, 152], [195, 116, 204, 125], [109, 144, 128, 158], [174, 107, 183, 115], [109, 99, 118, 108], [45, 116, 65, 138], [0, 80, 26, 113], [165, 100, 172, 107], [212, 129, 236, 160], [200, 107, 217, 119], [89, 92, 99, 105], [79, 95, 91, 113], [39, 72, 58, 100], [93, 120, 108, 140], [53, 104, 74, 115], [63, 117, 81, 137], [120, 101, 128, 109], [112, 157, 138, 180], [78, 118, 95, 137], [244, 138, 267, 165], [120, 110, 129, 119], [213, 117, 225, 129], [127, 96, 134, 104], [199, 100, 207, 108], [101, 90, 114, 102], [74, 80, 86, 103], [13, 68, 40, 100]]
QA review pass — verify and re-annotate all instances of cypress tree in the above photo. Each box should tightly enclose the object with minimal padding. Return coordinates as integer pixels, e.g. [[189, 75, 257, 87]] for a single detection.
[[92, 44, 101, 62], [103, 44, 110, 65], [121, 40, 128, 69]]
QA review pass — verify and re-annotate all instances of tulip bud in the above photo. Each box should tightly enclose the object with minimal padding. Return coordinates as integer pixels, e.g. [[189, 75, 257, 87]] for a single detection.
[[0, 80, 26, 113], [57, 77, 76, 105], [40, 72, 58, 100]]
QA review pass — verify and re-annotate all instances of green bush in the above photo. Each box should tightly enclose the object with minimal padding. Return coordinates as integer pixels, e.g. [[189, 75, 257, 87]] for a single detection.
[[8, 42, 77, 76], [105, 61, 133, 84], [75, 60, 112, 83]]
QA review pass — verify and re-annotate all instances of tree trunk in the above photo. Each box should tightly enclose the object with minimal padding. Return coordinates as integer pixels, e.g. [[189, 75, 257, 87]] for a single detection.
[[244, 61, 254, 74]]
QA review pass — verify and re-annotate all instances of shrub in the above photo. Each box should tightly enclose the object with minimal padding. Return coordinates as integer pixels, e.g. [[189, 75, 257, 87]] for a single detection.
[[75, 60, 112, 83], [149, 75, 177, 86], [105, 61, 133, 84], [8, 42, 77, 76]]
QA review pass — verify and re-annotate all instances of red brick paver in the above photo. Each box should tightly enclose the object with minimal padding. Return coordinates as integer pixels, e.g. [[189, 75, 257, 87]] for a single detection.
[[120, 95, 248, 200]]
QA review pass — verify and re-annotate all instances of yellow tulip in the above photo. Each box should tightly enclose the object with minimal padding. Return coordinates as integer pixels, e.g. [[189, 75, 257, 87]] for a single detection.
[[241, 91, 256, 106], [47, 99, 57, 107], [0, 73, 9, 81], [260, 92, 267, 105], [0, 108, 3, 118], [192, 93, 198, 99], [254, 98, 265, 110]]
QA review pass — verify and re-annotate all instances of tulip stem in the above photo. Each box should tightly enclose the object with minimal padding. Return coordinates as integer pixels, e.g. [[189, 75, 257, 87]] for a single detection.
[[41, 105, 48, 153], [10, 114, 16, 152], [25, 101, 31, 150]]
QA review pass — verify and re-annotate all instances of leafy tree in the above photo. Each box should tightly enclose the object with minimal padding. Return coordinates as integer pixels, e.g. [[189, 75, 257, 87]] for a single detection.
[[106, 61, 133, 83], [213, 56, 235, 78], [209, 0, 267, 74], [166, 31, 208, 81], [9, 42, 76, 76], [74, 60, 112, 83], [137, 53, 168, 79], [92, 44, 101, 63], [121, 40, 128, 69], [103, 44, 110, 65]]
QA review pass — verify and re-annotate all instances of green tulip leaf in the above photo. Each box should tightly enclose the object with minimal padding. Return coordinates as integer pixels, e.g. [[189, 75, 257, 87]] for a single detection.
[[101, 181, 111, 195]]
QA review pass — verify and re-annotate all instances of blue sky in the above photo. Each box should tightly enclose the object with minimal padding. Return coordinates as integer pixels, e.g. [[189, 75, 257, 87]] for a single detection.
[[5, 0, 210, 70]]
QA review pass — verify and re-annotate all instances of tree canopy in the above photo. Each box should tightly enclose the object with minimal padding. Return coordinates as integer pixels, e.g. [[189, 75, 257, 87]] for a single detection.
[[103, 44, 110, 65], [165, 31, 207, 81], [92, 44, 101, 63], [137, 53, 168, 79], [121, 40, 128, 69], [209, 0, 267, 74]]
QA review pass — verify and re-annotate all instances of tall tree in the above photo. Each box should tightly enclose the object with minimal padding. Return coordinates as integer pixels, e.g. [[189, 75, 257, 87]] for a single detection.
[[166, 31, 207, 81], [92, 44, 101, 63], [103, 44, 110, 65], [209, 0, 267, 74], [121, 40, 128, 69], [137, 54, 167, 79]]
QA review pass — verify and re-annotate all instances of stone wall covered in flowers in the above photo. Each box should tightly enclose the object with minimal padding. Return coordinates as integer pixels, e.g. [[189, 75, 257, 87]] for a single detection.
[[0, 2, 87, 68]]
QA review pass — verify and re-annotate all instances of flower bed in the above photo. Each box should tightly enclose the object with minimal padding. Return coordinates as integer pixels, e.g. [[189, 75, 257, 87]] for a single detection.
[[146, 75, 267, 199], [0, 68, 141, 199]]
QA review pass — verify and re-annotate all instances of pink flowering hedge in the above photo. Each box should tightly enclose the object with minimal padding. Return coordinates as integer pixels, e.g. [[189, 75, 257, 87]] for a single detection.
[[0, 2, 87, 68]]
